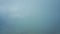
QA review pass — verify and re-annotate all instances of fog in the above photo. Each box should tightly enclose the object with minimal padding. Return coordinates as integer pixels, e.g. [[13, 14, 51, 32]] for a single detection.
[[0, 0, 60, 34]]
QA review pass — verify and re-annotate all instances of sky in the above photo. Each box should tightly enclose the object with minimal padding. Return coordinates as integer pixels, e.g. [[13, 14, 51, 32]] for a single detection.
[[0, 0, 60, 34]]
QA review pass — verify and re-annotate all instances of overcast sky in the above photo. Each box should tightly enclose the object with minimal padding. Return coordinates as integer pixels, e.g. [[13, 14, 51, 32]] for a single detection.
[[0, 0, 60, 34]]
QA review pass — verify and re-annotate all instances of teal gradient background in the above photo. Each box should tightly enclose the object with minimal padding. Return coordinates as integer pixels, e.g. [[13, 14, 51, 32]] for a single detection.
[[0, 0, 60, 34]]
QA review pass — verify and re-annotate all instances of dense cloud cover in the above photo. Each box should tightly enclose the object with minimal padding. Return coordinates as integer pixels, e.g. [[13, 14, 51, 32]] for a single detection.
[[0, 0, 60, 34]]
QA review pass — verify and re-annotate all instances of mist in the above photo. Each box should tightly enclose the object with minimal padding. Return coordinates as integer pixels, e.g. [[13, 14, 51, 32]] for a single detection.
[[0, 0, 60, 34]]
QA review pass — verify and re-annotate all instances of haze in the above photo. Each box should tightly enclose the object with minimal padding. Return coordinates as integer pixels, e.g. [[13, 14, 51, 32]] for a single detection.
[[0, 0, 60, 34]]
